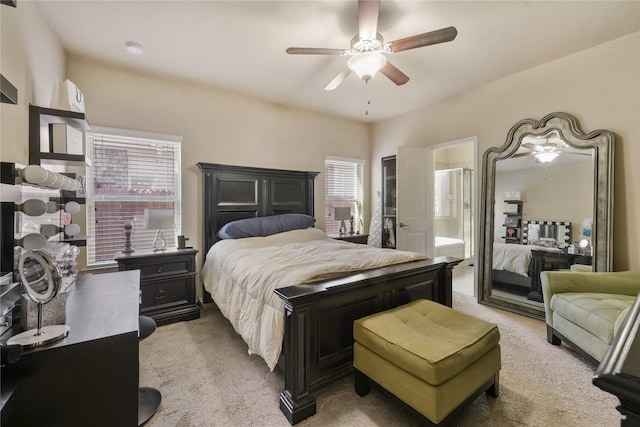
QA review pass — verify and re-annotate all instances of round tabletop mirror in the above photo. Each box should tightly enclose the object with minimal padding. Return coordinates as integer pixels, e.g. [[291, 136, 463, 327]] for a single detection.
[[7, 250, 70, 348]]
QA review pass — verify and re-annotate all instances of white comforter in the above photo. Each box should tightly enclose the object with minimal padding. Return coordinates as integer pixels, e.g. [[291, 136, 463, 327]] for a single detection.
[[201, 227, 426, 370], [493, 242, 562, 277]]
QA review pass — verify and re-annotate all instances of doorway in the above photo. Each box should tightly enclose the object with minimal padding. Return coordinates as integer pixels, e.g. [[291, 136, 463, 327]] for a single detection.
[[431, 138, 476, 296]]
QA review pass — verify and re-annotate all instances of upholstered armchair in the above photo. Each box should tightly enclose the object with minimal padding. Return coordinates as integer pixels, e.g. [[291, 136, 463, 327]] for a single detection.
[[541, 270, 640, 363]]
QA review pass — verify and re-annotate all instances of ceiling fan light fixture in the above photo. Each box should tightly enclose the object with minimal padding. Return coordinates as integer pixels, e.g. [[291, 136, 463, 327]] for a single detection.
[[125, 41, 144, 55], [348, 52, 386, 82], [535, 151, 559, 163]]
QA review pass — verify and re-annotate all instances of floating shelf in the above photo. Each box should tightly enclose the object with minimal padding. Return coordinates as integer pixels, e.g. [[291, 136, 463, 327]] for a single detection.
[[1, 74, 17, 105], [29, 105, 91, 167]]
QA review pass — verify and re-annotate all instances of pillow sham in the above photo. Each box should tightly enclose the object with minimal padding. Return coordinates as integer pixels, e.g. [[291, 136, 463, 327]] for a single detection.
[[217, 213, 316, 239]]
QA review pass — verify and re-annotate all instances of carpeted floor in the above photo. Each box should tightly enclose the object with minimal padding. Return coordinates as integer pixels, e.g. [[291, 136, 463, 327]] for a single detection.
[[140, 292, 620, 427]]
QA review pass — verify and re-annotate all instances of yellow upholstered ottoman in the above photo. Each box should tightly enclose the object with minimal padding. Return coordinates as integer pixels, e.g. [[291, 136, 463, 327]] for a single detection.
[[353, 299, 501, 426]]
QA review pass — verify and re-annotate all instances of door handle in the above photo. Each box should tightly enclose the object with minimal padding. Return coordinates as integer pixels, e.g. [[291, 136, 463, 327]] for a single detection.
[[399, 222, 409, 228]]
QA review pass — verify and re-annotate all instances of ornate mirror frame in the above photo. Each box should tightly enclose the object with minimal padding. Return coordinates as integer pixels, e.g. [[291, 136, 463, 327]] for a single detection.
[[478, 112, 614, 318]]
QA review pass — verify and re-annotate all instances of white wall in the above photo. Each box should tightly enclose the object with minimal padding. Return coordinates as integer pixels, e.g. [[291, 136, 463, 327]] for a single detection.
[[371, 32, 640, 271], [0, 1, 66, 160]]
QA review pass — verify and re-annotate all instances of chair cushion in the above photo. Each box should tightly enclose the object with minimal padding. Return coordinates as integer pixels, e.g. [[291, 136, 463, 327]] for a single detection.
[[550, 293, 635, 344], [353, 299, 500, 386]]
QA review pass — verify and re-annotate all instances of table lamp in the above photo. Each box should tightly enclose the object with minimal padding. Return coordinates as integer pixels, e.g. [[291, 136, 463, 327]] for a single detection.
[[334, 207, 351, 236], [144, 208, 174, 251]]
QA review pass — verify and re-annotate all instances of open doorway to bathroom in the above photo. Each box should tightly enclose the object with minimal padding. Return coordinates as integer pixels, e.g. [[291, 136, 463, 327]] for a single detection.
[[432, 138, 476, 297]]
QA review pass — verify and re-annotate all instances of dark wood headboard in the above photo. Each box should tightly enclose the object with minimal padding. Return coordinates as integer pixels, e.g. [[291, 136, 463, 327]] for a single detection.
[[196, 163, 319, 256]]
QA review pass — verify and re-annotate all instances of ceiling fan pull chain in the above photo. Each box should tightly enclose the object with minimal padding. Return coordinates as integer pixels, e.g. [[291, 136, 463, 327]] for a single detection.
[[365, 82, 371, 116]]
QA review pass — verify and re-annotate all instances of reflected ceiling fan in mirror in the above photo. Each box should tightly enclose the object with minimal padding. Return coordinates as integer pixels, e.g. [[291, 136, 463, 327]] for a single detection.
[[286, 0, 458, 91], [523, 140, 563, 163], [515, 135, 592, 164]]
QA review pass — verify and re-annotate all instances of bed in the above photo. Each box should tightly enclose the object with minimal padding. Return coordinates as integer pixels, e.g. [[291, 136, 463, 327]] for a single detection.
[[197, 162, 461, 425], [492, 242, 562, 300]]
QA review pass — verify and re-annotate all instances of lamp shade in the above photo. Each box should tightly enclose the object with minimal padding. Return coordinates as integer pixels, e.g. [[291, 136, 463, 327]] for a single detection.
[[334, 207, 352, 221], [347, 52, 387, 82], [535, 151, 559, 163], [144, 208, 174, 230]]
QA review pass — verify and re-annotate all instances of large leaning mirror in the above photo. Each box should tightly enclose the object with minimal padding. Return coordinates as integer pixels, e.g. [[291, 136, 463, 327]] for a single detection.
[[478, 112, 614, 319]]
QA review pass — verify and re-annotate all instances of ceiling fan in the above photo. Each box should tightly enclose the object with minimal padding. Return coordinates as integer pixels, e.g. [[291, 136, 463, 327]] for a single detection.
[[286, 0, 458, 91], [520, 138, 591, 163]]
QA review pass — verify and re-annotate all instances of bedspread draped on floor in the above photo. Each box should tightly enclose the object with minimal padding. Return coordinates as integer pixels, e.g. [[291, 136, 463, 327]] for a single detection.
[[201, 228, 427, 370]]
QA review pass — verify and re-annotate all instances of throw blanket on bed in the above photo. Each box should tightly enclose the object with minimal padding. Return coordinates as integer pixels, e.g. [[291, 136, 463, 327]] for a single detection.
[[201, 227, 427, 370], [493, 242, 562, 277]]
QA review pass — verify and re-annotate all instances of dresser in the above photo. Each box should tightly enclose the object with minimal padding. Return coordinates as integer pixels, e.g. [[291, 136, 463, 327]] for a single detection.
[[1, 271, 140, 427], [528, 249, 593, 302], [115, 248, 200, 326]]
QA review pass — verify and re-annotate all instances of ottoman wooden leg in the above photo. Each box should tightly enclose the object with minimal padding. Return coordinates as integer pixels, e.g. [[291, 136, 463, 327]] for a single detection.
[[354, 370, 371, 397], [486, 372, 500, 398]]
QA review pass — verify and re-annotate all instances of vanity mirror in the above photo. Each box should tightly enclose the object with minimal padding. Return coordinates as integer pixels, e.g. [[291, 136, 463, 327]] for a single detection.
[[522, 220, 571, 247], [478, 112, 614, 319]]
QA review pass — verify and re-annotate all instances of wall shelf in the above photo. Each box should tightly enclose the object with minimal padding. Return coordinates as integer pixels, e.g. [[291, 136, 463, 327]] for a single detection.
[[29, 105, 91, 167], [1, 74, 17, 105], [502, 200, 522, 244]]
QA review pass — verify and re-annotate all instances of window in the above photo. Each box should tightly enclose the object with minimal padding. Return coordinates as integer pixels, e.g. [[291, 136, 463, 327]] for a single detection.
[[324, 156, 365, 235], [85, 128, 182, 266]]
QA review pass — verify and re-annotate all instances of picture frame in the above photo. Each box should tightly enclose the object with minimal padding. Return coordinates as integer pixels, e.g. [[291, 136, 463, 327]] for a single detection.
[[504, 216, 520, 227]]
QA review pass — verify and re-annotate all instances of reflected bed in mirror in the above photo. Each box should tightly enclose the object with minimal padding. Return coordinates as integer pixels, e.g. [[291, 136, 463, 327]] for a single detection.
[[478, 112, 614, 319]]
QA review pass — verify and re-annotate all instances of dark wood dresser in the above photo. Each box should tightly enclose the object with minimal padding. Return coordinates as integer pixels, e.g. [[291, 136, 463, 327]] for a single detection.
[[528, 250, 593, 302], [115, 248, 200, 326], [1, 270, 140, 427]]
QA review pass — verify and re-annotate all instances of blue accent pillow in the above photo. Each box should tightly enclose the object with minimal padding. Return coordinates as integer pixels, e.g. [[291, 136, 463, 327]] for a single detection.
[[217, 214, 316, 239]]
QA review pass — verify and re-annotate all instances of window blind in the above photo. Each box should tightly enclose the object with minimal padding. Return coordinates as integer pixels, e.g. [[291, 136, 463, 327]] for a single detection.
[[86, 129, 182, 265], [324, 156, 365, 235]]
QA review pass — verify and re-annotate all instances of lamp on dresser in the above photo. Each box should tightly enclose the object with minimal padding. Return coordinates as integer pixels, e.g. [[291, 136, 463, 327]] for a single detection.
[[144, 208, 174, 251], [334, 207, 351, 236]]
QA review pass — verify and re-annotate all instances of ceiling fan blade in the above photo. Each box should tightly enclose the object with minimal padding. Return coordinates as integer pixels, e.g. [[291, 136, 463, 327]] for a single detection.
[[324, 68, 352, 91], [522, 142, 542, 151], [286, 47, 346, 55], [389, 26, 458, 53], [379, 61, 409, 86], [512, 151, 534, 158], [358, 0, 380, 41]]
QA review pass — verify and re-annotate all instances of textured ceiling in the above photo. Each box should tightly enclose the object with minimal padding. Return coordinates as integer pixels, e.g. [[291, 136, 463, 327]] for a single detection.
[[39, 1, 640, 123]]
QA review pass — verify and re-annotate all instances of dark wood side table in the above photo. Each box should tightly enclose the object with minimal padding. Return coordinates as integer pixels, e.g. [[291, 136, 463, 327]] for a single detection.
[[529, 250, 593, 302], [1, 270, 140, 427], [115, 248, 200, 326], [330, 233, 369, 245]]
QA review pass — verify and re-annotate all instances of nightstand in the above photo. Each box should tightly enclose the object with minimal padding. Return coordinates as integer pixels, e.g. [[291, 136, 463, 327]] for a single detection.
[[330, 233, 369, 245], [115, 248, 200, 326]]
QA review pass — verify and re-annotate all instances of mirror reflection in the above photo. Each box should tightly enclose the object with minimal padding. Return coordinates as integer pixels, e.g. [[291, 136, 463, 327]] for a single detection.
[[478, 112, 614, 319]]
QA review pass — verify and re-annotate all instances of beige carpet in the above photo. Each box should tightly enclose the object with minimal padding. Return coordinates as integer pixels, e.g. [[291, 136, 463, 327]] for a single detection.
[[140, 292, 620, 427]]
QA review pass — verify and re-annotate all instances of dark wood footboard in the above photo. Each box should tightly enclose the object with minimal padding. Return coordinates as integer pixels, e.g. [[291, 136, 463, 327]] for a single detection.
[[274, 256, 461, 425]]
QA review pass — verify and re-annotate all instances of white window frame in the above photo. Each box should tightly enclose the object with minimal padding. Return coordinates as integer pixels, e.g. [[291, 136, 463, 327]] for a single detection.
[[85, 126, 182, 267], [324, 155, 365, 236]]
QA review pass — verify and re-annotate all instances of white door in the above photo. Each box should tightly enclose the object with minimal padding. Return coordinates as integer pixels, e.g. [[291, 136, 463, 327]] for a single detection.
[[396, 146, 434, 257]]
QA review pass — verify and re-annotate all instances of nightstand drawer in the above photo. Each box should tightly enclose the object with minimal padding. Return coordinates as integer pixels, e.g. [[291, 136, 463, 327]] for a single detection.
[[138, 258, 190, 278], [115, 248, 200, 326], [140, 277, 190, 310]]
